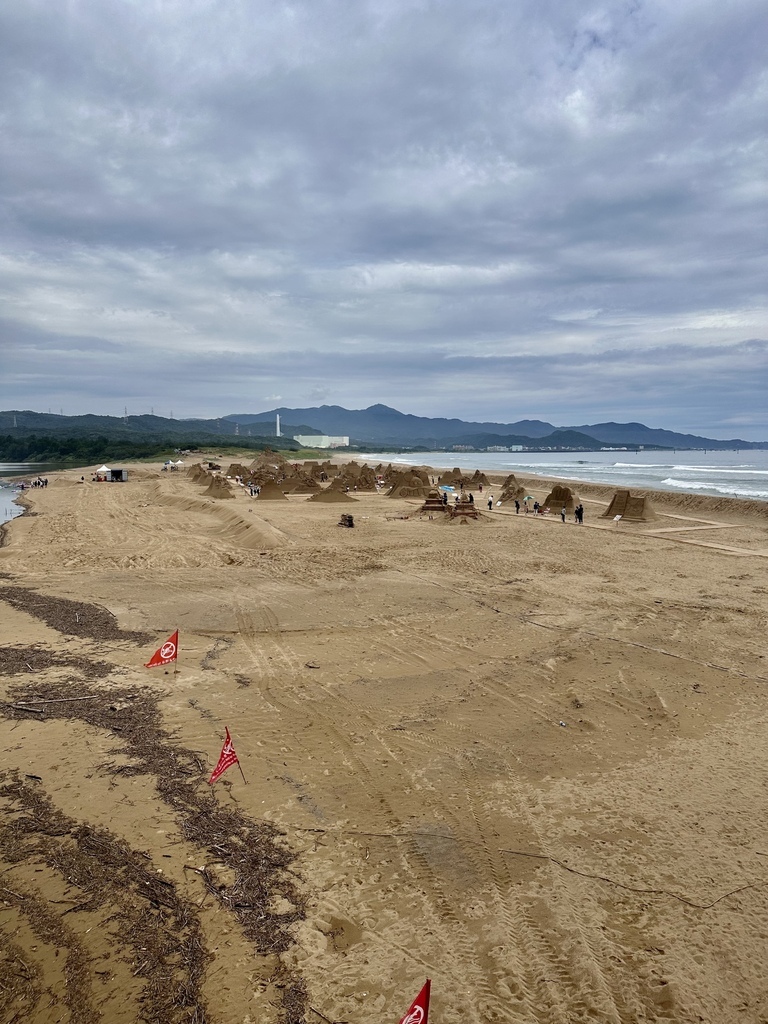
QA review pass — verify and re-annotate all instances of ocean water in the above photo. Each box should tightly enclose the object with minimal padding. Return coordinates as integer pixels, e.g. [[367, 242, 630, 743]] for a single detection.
[[0, 487, 24, 526], [0, 463, 62, 526], [362, 449, 768, 501]]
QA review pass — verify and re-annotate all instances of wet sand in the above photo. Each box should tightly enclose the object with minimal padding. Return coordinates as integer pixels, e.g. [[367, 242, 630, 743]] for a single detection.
[[1, 461, 768, 1023]]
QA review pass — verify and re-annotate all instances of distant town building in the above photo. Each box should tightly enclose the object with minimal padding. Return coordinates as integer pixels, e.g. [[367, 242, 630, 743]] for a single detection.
[[293, 435, 350, 449]]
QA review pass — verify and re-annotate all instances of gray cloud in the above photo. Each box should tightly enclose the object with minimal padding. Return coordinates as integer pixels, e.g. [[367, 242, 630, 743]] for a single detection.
[[1, 0, 766, 436]]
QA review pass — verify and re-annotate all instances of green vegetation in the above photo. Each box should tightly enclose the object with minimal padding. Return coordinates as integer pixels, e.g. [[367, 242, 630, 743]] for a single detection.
[[0, 434, 302, 464]]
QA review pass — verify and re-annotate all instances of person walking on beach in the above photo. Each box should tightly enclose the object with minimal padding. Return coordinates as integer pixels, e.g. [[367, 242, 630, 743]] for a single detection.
[[487, 495, 493, 510], [576, 504, 584, 524], [561, 506, 566, 522], [514, 500, 520, 514]]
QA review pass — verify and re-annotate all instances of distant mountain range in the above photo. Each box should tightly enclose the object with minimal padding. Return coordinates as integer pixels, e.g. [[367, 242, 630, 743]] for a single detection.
[[225, 405, 766, 450], [1, 406, 764, 451]]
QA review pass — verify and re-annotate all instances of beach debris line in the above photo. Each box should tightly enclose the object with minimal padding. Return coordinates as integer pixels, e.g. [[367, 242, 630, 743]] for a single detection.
[[0, 771, 210, 1024], [144, 630, 179, 668], [399, 979, 431, 1024], [0, 585, 154, 643], [209, 726, 246, 784], [1, 678, 308, 1020]]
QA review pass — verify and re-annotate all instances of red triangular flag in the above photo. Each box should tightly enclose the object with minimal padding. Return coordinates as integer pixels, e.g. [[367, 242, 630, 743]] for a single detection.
[[209, 727, 240, 784], [145, 630, 179, 668], [399, 980, 430, 1024]]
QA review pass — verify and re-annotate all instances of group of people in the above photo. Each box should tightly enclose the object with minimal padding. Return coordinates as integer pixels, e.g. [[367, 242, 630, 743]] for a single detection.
[[506, 497, 585, 523], [438, 489, 585, 524], [560, 504, 585, 523], [18, 478, 48, 490]]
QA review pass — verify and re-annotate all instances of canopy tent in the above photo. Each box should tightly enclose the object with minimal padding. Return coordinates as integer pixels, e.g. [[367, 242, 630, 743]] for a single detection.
[[97, 465, 110, 472]]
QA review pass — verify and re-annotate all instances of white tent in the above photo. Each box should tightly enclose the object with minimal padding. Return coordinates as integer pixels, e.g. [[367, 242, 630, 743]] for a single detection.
[[97, 464, 110, 472], [174, 460, 185, 465]]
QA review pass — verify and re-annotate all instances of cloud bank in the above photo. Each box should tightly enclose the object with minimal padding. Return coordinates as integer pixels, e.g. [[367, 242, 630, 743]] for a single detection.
[[1, 0, 766, 436]]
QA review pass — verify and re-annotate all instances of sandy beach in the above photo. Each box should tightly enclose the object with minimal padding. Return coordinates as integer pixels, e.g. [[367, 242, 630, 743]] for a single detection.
[[2, 459, 768, 1024]]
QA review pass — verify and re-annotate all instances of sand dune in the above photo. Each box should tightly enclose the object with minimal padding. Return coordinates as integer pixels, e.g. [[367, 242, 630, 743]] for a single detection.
[[1, 461, 768, 1023]]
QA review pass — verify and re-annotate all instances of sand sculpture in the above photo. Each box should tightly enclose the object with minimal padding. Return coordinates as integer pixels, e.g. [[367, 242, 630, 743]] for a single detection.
[[204, 475, 235, 499], [284, 473, 321, 494], [469, 470, 490, 486], [307, 488, 358, 503], [543, 483, 579, 513], [255, 481, 288, 501], [438, 467, 466, 487], [601, 490, 657, 521], [186, 464, 208, 482], [226, 463, 250, 479], [419, 490, 448, 515], [386, 472, 432, 499], [499, 473, 525, 503], [449, 492, 480, 519], [249, 449, 289, 474]]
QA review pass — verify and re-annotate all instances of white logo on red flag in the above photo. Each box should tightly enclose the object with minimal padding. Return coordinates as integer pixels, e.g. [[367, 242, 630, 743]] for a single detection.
[[145, 630, 179, 668], [398, 980, 430, 1024], [209, 727, 240, 784], [402, 1009, 424, 1024]]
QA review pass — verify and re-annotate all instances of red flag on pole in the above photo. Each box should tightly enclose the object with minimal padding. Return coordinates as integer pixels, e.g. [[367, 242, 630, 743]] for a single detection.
[[144, 630, 179, 668], [209, 727, 241, 784], [399, 980, 430, 1024]]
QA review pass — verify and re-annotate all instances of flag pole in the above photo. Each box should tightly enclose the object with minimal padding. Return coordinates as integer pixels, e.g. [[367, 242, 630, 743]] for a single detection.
[[231, 729, 247, 784]]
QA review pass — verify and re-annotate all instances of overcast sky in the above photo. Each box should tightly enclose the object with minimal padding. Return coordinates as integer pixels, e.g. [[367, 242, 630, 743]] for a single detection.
[[1, 0, 766, 437]]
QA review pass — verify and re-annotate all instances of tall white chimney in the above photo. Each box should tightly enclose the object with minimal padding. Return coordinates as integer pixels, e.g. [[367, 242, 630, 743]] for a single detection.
[[276, 413, 281, 437]]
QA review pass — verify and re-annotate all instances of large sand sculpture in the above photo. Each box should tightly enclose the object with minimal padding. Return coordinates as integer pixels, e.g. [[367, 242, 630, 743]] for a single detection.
[[543, 482, 579, 513], [499, 473, 525, 503], [602, 489, 657, 521], [386, 472, 432, 498]]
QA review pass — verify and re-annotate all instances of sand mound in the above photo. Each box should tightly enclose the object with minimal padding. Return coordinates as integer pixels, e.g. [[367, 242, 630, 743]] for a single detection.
[[204, 475, 235, 499], [543, 483, 578, 513], [602, 490, 657, 521], [256, 481, 288, 500], [307, 488, 358, 503], [226, 463, 250, 478]]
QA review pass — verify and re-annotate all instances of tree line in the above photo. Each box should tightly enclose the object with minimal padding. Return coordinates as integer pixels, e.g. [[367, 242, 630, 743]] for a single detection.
[[0, 434, 300, 463]]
